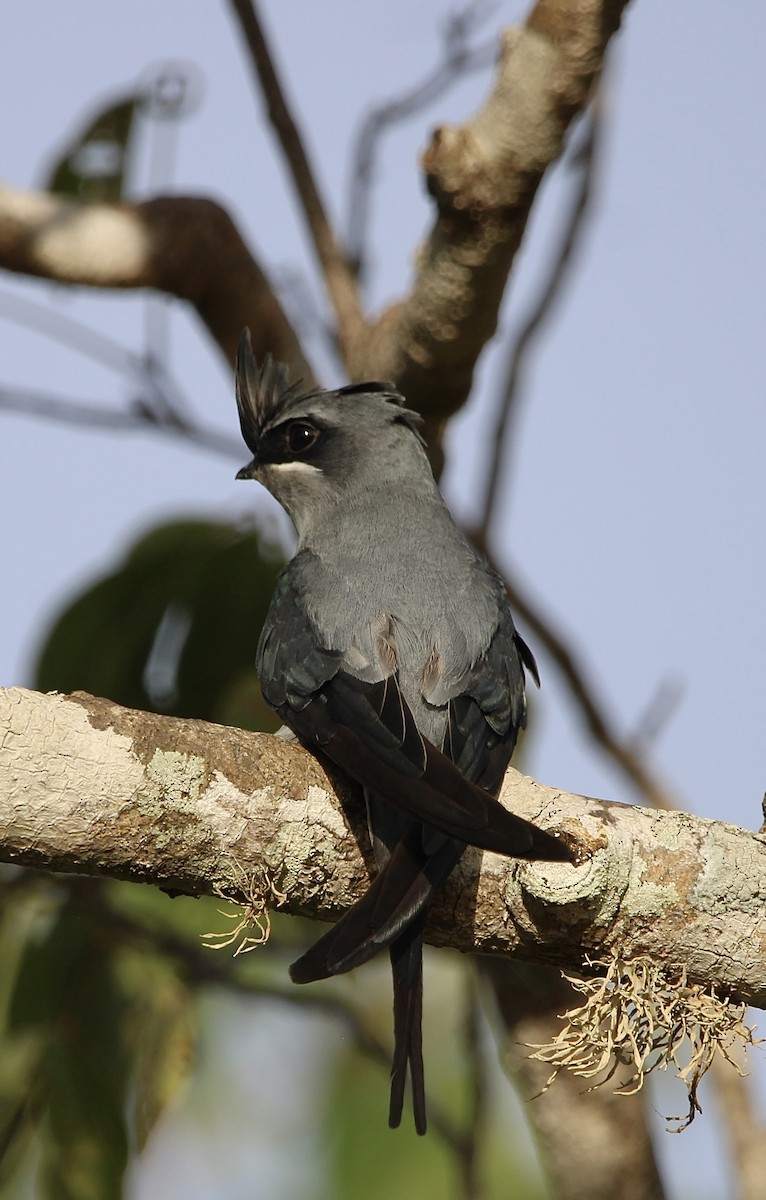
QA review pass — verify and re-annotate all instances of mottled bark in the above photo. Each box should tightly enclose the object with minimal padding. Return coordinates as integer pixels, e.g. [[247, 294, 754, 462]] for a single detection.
[[2, 686, 764, 1008]]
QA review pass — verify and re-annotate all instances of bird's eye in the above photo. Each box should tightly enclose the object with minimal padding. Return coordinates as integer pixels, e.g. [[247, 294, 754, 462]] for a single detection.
[[286, 421, 320, 454]]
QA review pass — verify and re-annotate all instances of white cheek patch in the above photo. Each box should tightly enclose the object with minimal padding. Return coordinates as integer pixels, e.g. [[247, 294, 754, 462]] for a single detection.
[[268, 461, 324, 477]]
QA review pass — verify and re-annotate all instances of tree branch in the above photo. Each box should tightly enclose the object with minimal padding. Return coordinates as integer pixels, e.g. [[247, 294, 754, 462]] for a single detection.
[[0, 384, 242, 457], [346, 4, 497, 281], [229, 0, 367, 361], [2, 685, 764, 1007], [0, 184, 315, 382], [362, 0, 630, 421]]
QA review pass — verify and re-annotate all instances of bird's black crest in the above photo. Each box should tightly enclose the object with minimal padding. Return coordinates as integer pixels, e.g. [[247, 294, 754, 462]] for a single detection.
[[235, 326, 424, 451], [235, 329, 305, 456]]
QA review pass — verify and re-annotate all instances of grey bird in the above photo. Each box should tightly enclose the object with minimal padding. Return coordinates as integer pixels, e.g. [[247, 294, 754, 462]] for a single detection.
[[234, 330, 573, 1134]]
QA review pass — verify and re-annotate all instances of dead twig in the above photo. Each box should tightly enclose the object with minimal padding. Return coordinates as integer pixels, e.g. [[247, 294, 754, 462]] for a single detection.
[[347, 2, 498, 281], [229, 0, 367, 360], [0, 385, 241, 459], [503, 565, 679, 810]]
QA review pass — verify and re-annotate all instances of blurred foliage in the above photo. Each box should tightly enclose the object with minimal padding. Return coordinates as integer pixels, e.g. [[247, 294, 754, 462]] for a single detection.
[[44, 94, 140, 203], [34, 518, 284, 732], [0, 518, 287, 1197], [319, 953, 544, 1200]]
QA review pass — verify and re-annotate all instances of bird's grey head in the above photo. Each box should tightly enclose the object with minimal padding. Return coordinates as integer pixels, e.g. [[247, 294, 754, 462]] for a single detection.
[[234, 328, 433, 542]]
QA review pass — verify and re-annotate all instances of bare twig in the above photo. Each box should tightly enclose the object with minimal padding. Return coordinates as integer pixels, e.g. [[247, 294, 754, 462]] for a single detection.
[[347, 4, 498, 280], [477, 93, 604, 546], [627, 677, 684, 754], [0, 290, 138, 374], [0, 386, 242, 459], [0, 286, 195, 430], [503, 565, 679, 810], [229, 0, 367, 360]]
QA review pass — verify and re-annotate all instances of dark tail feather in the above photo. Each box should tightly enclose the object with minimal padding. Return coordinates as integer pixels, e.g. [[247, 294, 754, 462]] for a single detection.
[[282, 696, 576, 862], [388, 916, 427, 1135], [289, 827, 461, 984], [290, 823, 456, 1135]]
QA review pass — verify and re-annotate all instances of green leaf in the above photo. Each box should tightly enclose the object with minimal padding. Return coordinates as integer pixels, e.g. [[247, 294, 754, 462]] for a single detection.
[[33, 519, 284, 728], [43, 95, 139, 203], [118, 950, 195, 1150], [322, 1048, 453, 1200], [0, 876, 62, 1189], [5, 892, 131, 1199]]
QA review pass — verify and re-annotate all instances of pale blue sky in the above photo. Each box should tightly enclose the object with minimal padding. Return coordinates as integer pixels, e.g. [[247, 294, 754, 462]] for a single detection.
[[2, 3, 765, 1197]]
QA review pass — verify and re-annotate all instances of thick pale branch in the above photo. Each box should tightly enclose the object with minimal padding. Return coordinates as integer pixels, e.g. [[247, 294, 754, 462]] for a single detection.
[[1, 686, 764, 1006], [0, 184, 314, 382], [362, 0, 630, 419]]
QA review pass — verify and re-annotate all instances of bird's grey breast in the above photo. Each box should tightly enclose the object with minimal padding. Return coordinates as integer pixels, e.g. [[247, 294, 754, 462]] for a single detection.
[[296, 500, 505, 738]]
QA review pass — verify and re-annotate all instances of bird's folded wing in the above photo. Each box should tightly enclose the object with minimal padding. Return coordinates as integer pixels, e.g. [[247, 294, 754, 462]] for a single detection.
[[258, 570, 573, 862], [285, 684, 571, 859]]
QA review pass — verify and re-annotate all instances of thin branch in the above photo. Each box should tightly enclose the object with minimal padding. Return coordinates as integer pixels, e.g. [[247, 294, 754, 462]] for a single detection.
[[0, 385, 242, 459], [503, 565, 680, 811], [0, 286, 213, 438], [347, 4, 498, 280], [627, 676, 685, 755], [229, 0, 367, 360], [0, 290, 138, 375], [0, 185, 316, 382], [477, 92, 604, 545]]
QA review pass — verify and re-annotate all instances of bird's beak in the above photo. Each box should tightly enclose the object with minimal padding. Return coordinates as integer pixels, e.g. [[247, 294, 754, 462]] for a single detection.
[[236, 459, 258, 481]]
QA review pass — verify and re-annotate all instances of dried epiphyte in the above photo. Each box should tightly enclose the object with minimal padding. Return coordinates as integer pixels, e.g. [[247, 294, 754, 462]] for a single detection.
[[529, 953, 760, 1131], [201, 860, 287, 957]]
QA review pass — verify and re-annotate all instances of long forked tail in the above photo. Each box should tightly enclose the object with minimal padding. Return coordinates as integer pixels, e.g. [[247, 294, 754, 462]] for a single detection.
[[289, 823, 461, 1134], [388, 913, 427, 1134]]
